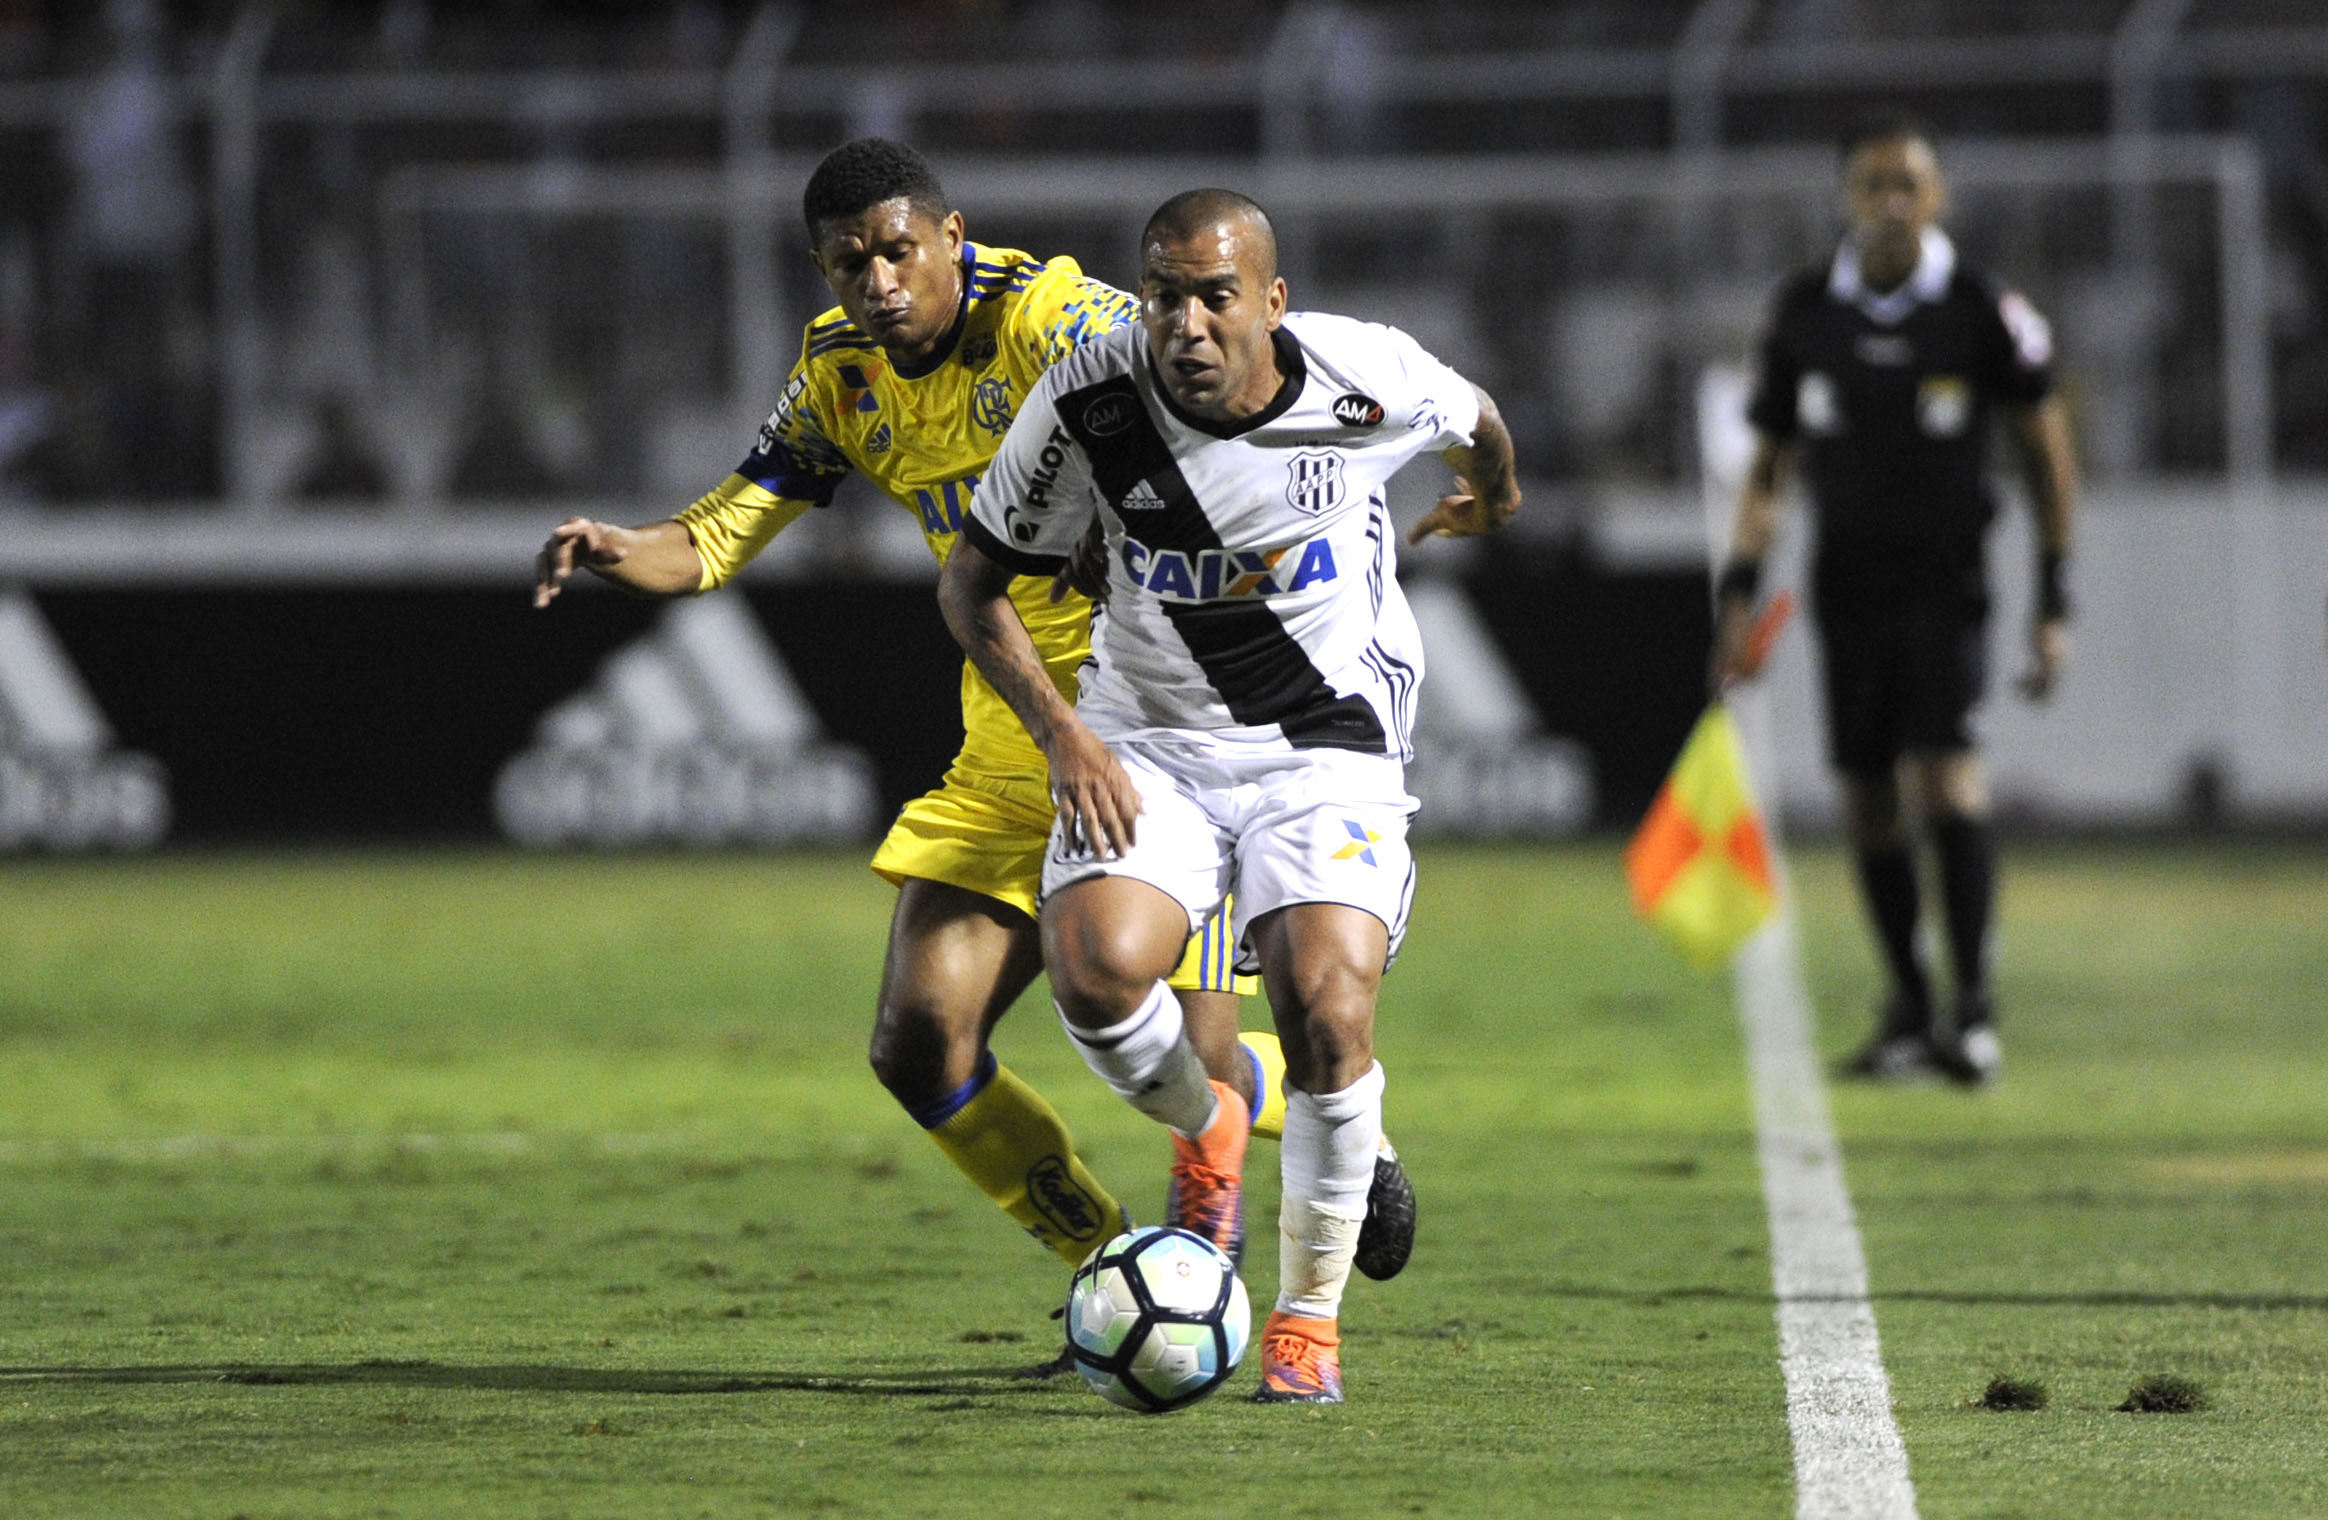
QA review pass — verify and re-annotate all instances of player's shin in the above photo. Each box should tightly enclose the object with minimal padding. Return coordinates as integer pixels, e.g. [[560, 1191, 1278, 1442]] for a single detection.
[[915, 1053, 1126, 1267], [1058, 979, 1220, 1138], [1276, 1061, 1386, 1320]]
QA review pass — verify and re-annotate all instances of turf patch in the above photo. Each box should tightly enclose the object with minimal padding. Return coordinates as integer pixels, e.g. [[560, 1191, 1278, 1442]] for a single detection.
[[1974, 1375, 2049, 1411], [2117, 1373, 2206, 1413]]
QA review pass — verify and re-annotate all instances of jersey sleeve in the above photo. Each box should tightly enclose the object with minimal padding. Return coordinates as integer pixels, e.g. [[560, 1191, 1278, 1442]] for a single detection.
[[962, 369, 1097, 577], [674, 352, 848, 591], [1986, 286, 2056, 407], [674, 475, 815, 591], [1379, 324, 1482, 451], [736, 359, 852, 507], [1745, 288, 1804, 439], [1012, 259, 1141, 372]]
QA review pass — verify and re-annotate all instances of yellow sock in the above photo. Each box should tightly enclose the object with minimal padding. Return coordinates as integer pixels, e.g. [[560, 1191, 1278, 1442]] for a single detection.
[[925, 1062, 1127, 1267], [1239, 1030, 1289, 1142]]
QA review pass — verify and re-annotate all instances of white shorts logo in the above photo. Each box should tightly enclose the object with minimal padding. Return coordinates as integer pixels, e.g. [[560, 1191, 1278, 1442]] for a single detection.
[[1287, 449, 1345, 516]]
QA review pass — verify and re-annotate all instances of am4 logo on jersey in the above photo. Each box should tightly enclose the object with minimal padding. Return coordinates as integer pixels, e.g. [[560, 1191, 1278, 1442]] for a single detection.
[[1331, 391, 1384, 427]]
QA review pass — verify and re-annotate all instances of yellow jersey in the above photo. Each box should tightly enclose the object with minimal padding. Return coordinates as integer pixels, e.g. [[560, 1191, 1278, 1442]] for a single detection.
[[678, 243, 1137, 782]]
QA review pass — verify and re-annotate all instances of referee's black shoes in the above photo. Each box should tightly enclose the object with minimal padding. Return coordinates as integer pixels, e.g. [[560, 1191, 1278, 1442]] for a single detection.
[[1838, 994, 1941, 1081], [1932, 992, 2002, 1087]]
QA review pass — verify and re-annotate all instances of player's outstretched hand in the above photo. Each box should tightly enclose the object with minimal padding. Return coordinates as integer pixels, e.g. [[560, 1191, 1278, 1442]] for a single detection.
[[1406, 488, 1518, 545], [1050, 518, 1111, 606], [534, 518, 629, 608], [2017, 616, 2069, 701], [1045, 721, 1141, 861]]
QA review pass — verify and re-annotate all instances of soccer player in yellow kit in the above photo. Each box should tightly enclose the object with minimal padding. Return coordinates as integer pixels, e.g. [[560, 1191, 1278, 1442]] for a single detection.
[[535, 142, 1418, 1304]]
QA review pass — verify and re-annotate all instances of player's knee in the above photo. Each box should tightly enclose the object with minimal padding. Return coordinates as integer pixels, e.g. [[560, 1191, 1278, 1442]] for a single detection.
[[1279, 967, 1377, 1089], [867, 994, 963, 1101], [1042, 911, 1166, 1024]]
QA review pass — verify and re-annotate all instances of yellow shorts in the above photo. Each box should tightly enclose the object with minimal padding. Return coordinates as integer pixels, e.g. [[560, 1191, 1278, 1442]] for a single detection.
[[871, 758, 1256, 996]]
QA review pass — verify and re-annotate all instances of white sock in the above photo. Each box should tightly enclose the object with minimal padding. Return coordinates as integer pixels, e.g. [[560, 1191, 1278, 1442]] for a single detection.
[[1059, 979, 1219, 1137], [1276, 1061, 1385, 1320]]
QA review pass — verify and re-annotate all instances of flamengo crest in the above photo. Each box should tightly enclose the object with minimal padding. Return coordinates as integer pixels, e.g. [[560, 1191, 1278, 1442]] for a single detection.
[[1286, 449, 1345, 516]]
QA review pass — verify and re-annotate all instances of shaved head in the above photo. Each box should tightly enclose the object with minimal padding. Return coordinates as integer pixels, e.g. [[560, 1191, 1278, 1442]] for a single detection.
[[1137, 188, 1289, 420], [1142, 188, 1278, 282]]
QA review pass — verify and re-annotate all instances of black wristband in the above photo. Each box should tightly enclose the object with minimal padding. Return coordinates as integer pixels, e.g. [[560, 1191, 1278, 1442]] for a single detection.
[[2037, 548, 2070, 621], [1717, 558, 1763, 602]]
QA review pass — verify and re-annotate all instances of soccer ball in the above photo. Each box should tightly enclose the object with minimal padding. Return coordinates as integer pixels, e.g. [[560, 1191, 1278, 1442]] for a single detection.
[[1065, 1226, 1249, 1412]]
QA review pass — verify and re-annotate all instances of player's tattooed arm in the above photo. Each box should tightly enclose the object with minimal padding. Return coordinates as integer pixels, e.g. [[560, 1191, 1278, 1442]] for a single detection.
[[533, 518, 707, 607], [1408, 383, 1522, 544], [940, 532, 1142, 858]]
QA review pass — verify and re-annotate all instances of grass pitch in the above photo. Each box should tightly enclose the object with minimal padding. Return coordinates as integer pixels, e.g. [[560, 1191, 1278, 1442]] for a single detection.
[[1, 840, 2323, 1518]]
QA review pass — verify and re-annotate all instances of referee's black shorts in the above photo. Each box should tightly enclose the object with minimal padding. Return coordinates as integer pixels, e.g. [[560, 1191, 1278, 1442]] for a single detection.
[[1812, 592, 1990, 780]]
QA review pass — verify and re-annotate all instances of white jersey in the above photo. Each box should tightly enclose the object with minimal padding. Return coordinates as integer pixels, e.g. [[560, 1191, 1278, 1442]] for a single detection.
[[963, 311, 1479, 759]]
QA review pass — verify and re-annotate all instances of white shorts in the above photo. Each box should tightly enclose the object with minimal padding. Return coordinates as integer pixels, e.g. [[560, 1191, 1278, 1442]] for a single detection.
[[1039, 736, 1419, 975]]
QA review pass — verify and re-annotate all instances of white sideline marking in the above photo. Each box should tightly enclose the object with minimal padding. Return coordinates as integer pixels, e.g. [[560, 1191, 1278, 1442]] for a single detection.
[[1737, 913, 1920, 1520]]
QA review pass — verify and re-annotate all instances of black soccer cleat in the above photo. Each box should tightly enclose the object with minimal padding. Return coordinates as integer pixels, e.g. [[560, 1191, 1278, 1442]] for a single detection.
[[1352, 1146, 1416, 1281], [1837, 1029, 1938, 1081], [1836, 993, 1939, 1082], [1934, 1022, 2001, 1088]]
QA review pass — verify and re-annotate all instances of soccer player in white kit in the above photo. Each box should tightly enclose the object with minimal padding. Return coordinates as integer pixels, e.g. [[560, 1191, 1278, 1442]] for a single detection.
[[938, 189, 1520, 1403]]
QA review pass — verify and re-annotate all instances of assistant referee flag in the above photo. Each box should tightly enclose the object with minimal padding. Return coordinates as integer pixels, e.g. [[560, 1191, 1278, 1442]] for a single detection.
[[1625, 704, 1778, 969]]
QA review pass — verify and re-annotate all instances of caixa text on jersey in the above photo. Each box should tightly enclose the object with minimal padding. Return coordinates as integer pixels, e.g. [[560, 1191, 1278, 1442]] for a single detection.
[[1117, 536, 1339, 601]]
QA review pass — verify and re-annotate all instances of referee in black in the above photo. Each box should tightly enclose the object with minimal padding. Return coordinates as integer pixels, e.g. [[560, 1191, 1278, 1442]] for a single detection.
[[1713, 115, 2078, 1085]]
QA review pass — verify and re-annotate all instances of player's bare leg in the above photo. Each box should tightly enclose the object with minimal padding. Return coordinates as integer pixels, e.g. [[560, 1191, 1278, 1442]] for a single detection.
[[1912, 747, 2002, 1083], [1045, 877, 1252, 1264], [1248, 902, 1396, 1405], [870, 878, 1127, 1267], [1177, 988, 1259, 1114]]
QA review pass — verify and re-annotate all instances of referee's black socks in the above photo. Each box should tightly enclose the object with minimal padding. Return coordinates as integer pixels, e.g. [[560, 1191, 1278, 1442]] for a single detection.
[[1930, 813, 1997, 1020], [1854, 843, 1933, 1030]]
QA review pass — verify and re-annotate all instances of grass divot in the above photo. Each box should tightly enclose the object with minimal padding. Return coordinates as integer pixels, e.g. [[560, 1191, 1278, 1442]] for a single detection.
[[1974, 1376, 2049, 1411], [2117, 1374, 2206, 1413]]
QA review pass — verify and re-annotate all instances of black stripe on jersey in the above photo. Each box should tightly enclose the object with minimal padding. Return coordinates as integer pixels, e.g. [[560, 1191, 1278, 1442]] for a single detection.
[[1364, 492, 1388, 615], [1055, 371, 1386, 754], [1362, 640, 1416, 757], [961, 513, 1066, 577], [1058, 376, 1220, 552], [808, 329, 875, 358]]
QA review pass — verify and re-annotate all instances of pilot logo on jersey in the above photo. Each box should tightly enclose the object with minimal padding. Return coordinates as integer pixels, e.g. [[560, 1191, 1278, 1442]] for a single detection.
[[1332, 392, 1385, 428], [1287, 449, 1346, 516]]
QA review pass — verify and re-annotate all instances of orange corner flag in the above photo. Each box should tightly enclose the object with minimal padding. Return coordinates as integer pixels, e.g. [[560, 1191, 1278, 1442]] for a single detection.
[[1625, 704, 1779, 970]]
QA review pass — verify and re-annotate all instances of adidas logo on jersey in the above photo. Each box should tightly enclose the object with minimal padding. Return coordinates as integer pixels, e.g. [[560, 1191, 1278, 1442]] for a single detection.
[[0, 588, 170, 852], [1119, 480, 1167, 513], [494, 597, 876, 847]]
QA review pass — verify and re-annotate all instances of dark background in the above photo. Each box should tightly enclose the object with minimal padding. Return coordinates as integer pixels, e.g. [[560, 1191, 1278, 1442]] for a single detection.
[[38, 560, 1709, 843]]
